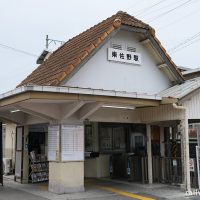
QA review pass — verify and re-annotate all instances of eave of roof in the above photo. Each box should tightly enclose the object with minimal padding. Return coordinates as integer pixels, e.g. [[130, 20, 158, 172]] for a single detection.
[[159, 77, 200, 99], [17, 11, 184, 88]]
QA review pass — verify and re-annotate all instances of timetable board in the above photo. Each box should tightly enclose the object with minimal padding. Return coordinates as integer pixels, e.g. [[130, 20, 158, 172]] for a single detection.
[[48, 125, 60, 161], [61, 125, 84, 161]]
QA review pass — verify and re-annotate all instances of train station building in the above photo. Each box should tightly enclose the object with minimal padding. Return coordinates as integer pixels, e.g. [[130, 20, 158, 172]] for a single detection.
[[0, 11, 193, 193]]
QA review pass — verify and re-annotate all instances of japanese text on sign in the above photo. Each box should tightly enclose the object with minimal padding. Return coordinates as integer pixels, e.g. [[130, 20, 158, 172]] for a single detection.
[[108, 48, 141, 65]]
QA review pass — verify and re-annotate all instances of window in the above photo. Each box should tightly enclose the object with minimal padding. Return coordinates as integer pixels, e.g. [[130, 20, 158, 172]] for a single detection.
[[135, 136, 144, 148], [99, 126, 125, 153], [113, 127, 125, 150], [85, 125, 94, 152], [99, 127, 112, 151]]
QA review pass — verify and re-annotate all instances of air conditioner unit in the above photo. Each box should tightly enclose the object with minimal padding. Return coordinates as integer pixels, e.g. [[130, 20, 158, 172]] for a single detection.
[[3, 158, 12, 175]]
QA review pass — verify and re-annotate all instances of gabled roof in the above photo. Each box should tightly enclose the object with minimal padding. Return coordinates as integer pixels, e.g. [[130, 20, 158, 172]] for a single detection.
[[17, 11, 184, 87]]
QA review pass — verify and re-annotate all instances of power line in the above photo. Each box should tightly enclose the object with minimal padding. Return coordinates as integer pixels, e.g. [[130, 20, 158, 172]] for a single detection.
[[135, 0, 168, 17], [147, 0, 194, 22], [124, 0, 145, 13], [157, 5, 200, 31], [168, 31, 200, 52], [0, 43, 38, 57], [172, 37, 200, 53], [138, 0, 185, 18]]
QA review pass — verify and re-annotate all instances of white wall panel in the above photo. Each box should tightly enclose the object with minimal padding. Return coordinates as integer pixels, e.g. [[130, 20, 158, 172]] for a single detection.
[[64, 30, 172, 95]]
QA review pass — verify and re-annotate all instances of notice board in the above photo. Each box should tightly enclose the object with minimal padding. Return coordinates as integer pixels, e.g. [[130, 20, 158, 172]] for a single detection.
[[48, 125, 60, 161], [61, 125, 84, 161]]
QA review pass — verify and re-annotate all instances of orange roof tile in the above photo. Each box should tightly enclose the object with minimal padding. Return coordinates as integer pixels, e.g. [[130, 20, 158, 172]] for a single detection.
[[17, 11, 184, 87]]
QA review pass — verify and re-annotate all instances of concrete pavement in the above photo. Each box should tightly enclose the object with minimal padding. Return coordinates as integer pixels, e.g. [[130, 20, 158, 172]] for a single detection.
[[1, 176, 199, 200]]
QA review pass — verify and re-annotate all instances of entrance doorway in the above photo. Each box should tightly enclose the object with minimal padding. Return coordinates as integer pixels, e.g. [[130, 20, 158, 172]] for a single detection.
[[14, 125, 49, 184]]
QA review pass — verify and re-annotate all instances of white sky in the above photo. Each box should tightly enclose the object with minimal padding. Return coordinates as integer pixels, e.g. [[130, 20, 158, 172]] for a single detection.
[[0, 0, 200, 93]]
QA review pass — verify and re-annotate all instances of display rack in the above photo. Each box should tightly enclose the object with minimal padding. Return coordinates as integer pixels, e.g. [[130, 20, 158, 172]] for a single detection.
[[29, 151, 49, 183]]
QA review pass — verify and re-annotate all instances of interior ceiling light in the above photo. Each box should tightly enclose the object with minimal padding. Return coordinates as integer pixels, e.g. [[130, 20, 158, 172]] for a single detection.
[[102, 105, 135, 110], [10, 109, 20, 113]]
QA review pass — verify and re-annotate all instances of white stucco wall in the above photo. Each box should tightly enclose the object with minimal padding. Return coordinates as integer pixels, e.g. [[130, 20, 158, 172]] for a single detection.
[[64, 30, 172, 95]]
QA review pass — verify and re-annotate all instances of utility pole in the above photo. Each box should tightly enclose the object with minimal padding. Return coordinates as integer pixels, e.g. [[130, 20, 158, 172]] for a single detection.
[[45, 35, 64, 50], [46, 35, 49, 49]]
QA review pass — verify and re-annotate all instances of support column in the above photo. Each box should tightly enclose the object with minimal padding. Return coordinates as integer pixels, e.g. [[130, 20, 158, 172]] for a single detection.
[[49, 161, 84, 194], [147, 124, 153, 184], [48, 124, 84, 194], [181, 115, 191, 191], [22, 125, 29, 183], [160, 126, 165, 182]]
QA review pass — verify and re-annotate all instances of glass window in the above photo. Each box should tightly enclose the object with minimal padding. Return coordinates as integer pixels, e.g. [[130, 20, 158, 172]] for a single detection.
[[135, 136, 143, 148], [100, 126, 126, 153], [85, 125, 93, 152], [99, 127, 112, 151], [113, 127, 125, 150]]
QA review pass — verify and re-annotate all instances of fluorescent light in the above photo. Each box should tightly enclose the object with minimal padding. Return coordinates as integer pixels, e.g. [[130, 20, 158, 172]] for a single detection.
[[10, 109, 20, 113], [102, 105, 135, 110]]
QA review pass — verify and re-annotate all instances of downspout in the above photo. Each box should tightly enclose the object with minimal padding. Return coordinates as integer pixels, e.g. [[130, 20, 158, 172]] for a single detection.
[[172, 103, 191, 191]]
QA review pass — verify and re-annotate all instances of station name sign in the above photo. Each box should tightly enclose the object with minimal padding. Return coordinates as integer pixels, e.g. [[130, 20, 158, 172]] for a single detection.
[[108, 48, 141, 65]]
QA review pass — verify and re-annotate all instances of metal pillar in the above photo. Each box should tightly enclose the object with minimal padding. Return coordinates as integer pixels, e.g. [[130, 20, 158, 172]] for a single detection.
[[0, 122, 3, 186], [147, 124, 153, 184]]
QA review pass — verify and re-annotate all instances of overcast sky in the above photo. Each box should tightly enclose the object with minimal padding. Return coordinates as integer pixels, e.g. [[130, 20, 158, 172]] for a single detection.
[[0, 0, 200, 93]]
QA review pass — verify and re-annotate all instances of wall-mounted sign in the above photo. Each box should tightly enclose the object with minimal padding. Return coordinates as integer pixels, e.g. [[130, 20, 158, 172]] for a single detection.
[[108, 48, 141, 65], [61, 125, 84, 161], [48, 125, 60, 161]]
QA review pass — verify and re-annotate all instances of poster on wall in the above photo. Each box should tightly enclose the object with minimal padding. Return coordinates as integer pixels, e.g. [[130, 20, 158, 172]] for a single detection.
[[61, 125, 84, 161], [48, 125, 60, 161]]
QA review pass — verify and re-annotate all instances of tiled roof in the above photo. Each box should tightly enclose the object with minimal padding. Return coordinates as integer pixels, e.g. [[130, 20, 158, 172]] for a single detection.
[[17, 11, 183, 87]]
